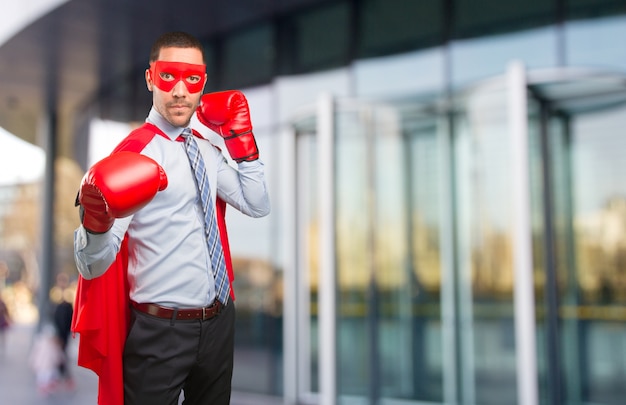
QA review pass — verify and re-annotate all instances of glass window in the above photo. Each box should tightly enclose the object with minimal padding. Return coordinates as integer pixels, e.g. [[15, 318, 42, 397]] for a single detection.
[[358, 0, 443, 58], [394, 105, 445, 402], [201, 42, 218, 92], [294, 126, 320, 394], [538, 97, 626, 405], [229, 127, 283, 395], [333, 99, 445, 403], [334, 105, 370, 398], [566, 0, 626, 20], [453, 84, 518, 404], [565, 15, 626, 70], [284, 1, 351, 73], [221, 23, 274, 89], [450, 27, 558, 88], [354, 49, 446, 98], [452, 0, 556, 39]]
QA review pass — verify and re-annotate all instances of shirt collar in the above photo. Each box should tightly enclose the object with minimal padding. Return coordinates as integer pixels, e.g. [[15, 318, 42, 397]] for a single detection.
[[146, 107, 188, 141]]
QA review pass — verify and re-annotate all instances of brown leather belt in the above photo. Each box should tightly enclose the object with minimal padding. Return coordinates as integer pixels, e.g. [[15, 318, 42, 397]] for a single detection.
[[131, 300, 222, 321]]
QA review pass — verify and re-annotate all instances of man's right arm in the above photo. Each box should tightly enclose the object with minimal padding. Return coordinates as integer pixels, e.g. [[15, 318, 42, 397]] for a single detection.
[[74, 217, 131, 279], [73, 151, 168, 279]]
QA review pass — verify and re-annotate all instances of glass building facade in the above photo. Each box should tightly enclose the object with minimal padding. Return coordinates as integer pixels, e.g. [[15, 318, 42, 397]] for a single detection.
[[183, 1, 626, 404], [2, 0, 621, 404]]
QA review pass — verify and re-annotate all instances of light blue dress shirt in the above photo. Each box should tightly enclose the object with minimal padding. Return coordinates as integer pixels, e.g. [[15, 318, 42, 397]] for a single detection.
[[74, 108, 270, 307]]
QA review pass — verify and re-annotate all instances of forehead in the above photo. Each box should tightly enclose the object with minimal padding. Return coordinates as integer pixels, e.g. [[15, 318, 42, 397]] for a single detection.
[[153, 61, 205, 75], [156, 46, 204, 65]]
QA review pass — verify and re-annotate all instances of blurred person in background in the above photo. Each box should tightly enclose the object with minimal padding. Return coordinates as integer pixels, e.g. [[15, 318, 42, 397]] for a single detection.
[[52, 273, 74, 390], [0, 296, 10, 354], [72, 31, 270, 405], [29, 323, 63, 396]]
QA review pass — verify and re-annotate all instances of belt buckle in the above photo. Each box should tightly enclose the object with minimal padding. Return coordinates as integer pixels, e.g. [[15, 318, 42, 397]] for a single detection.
[[202, 306, 208, 320]]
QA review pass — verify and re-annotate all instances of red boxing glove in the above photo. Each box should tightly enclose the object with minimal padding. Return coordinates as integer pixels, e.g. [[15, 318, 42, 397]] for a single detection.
[[196, 90, 259, 163], [78, 152, 168, 233]]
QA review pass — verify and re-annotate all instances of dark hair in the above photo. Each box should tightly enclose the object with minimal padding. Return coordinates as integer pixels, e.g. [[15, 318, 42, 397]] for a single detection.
[[149, 31, 205, 63]]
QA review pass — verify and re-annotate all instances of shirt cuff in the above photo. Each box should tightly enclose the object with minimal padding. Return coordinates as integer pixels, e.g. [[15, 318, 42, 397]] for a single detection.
[[75, 225, 112, 253]]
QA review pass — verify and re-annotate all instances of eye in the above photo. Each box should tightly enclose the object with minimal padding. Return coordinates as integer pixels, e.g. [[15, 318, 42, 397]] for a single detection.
[[186, 75, 201, 84], [160, 72, 175, 82]]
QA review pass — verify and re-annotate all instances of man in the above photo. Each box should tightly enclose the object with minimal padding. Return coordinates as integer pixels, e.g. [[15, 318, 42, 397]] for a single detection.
[[52, 273, 74, 390], [0, 296, 9, 353], [72, 31, 270, 405]]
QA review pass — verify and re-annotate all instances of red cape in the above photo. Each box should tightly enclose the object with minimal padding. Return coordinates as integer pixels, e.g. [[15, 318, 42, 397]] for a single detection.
[[71, 123, 234, 405]]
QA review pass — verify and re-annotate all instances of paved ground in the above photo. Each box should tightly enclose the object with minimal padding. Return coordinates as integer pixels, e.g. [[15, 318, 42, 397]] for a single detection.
[[0, 322, 98, 404], [0, 322, 282, 405]]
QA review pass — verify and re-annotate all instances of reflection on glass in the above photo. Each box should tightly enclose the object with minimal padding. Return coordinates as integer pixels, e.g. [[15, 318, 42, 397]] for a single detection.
[[567, 106, 626, 404], [298, 129, 320, 394], [450, 28, 557, 88], [565, 15, 626, 71], [334, 100, 445, 402], [454, 85, 518, 404], [404, 109, 444, 401], [525, 88, 626, 405], [230, 131, 282, 395], [335, 107, 370, 397], [289, 73, 626, 405]]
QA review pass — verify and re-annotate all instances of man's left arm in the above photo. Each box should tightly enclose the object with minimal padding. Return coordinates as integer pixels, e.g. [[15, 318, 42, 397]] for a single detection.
[[216, 158, 270, 217], [197, 90, 270, 218]]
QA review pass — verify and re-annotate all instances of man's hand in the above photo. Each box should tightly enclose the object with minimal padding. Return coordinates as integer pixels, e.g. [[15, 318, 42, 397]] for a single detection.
[[77, 152, 168, 233], [196, 90, 259, 163]]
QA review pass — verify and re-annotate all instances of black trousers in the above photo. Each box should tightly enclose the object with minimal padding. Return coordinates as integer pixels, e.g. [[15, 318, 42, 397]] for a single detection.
[[123, 302, 235, 405]]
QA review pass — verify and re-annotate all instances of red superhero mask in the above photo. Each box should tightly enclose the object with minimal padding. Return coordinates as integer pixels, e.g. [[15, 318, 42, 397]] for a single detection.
[[149, 61, 206, 93]]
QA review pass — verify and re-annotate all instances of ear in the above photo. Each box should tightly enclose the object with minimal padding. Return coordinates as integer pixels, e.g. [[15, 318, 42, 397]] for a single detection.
[[145, 68, 153, 92]]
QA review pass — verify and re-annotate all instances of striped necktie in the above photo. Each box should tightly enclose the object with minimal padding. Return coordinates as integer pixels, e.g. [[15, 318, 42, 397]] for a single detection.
[[180, 128, 230, 305]]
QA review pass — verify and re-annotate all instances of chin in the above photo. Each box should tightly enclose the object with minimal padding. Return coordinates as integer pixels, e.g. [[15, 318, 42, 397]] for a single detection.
[[171, 116, 191, 128]]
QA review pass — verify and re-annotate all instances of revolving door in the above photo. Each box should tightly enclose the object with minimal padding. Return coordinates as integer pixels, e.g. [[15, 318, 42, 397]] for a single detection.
[[284, 65, 626, 405]]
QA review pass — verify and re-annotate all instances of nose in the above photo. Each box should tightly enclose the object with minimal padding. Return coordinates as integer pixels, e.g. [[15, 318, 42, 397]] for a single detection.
[[171, 79, 188, 97]]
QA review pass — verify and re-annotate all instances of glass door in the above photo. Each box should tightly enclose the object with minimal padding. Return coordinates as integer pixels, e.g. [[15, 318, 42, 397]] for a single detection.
[[331, 99, 447, 404], [289, 96, 452, 405], [529, 75, 626, 405], [451, 70, 532, 405], [451, 68, 626, 405]]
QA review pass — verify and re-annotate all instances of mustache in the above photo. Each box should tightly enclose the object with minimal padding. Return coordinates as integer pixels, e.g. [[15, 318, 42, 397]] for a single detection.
[[166, 101, 194, 108]]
